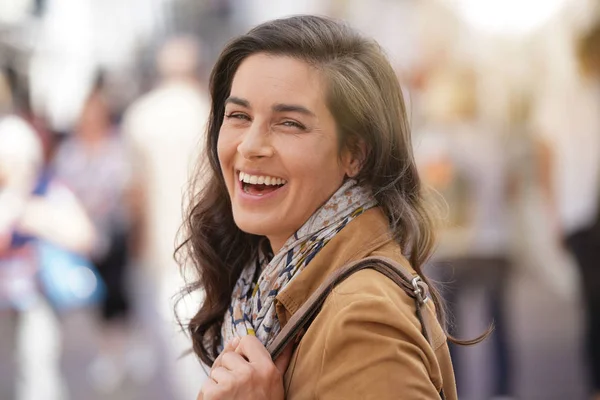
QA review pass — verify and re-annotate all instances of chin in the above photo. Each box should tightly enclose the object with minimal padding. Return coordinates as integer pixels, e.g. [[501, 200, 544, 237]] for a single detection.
[[233, 209, 292, 244], [232, 212, 271, 236]]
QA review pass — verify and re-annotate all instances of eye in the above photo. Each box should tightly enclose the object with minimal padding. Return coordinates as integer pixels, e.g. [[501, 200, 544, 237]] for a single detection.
[[281, 120, 306, 130], [225, 112, 251, 121]]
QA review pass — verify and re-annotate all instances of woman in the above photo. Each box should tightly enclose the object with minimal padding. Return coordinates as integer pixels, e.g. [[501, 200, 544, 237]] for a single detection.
[[0, 115, 95, 399], [53, 86, 134, 392], [179, 15, 460, 399]]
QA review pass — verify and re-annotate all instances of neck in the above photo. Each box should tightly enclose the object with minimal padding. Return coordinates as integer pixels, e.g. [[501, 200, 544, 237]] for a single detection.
[[267, 236, 287, 255]]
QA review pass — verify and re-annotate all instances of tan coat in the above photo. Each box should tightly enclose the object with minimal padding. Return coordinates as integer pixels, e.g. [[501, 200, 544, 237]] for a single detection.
[[275, 208, 457, 399]]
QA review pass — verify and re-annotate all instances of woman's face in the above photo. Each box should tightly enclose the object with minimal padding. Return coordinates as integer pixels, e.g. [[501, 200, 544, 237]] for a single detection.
[[217, 53, 356, 252]]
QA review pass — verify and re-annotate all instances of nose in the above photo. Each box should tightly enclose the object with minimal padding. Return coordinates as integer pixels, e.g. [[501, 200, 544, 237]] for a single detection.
[[237, 121, 274, 159]]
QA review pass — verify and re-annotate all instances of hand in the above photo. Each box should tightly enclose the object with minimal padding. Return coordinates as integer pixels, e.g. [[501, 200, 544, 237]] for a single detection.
[[199, 335, 293, 400]]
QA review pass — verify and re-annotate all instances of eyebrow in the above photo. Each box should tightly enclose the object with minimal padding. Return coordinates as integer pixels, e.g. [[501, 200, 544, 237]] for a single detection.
[[272, 103, 315, 117], [224, 96, 250, 108], [225, 96, 315, 117]]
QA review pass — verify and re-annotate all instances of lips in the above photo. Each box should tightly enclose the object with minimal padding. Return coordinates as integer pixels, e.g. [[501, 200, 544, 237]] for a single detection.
[[237, 171, 287, 197], [238, 171, 287, 186]]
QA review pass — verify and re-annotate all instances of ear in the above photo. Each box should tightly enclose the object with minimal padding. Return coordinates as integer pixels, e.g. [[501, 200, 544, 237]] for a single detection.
[[342, 139, 366, 178]]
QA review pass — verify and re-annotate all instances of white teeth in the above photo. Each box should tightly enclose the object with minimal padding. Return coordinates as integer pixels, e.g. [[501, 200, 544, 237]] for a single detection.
[[239, 172, 287, 186]]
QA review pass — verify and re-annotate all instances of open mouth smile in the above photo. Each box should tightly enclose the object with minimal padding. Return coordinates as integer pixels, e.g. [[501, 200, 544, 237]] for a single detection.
[[238, 171, 288, 197]]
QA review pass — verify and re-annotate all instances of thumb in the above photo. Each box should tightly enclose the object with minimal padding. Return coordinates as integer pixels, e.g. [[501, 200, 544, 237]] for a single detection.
[[273, 343, 294, 373]]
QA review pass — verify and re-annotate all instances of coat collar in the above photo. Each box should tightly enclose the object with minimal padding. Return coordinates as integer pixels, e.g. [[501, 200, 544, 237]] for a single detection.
[[275, 207, 399, 326]]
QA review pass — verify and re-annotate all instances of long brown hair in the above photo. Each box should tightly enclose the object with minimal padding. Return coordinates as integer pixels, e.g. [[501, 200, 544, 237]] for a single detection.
[[177, 15, 480, 366]]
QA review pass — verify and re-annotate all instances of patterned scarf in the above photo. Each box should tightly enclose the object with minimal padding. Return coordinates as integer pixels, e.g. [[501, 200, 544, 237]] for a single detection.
[[221, 179, 377, 349]]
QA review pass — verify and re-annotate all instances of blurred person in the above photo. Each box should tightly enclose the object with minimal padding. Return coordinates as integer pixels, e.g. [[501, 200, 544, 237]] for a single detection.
[[414, 67, 514, 400], [0, 67, 95, 400], [52, 81, 135, 393], [178, 15, 469, 400], [532, 22, 600, 399], [121, 35, 209, 399]]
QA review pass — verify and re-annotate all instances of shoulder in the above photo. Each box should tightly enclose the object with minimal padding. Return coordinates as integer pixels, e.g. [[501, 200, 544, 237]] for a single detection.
[[0, 116, 42, 161], [332, 267, 410, 302], [323, 267, 445, 348], [285, 268, 448, 398], [0, 115, 33, 133], [326, 268, 416, 321]]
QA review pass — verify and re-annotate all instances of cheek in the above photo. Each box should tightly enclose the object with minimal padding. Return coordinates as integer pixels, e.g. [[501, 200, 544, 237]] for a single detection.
[[284, 139, 344, 189], [217, 129, 234, 166], [217, 129, 236, 186]]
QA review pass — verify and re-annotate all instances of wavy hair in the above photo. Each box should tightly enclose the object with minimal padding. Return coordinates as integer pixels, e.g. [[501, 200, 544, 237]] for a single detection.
[[176, 15, 481, 366]]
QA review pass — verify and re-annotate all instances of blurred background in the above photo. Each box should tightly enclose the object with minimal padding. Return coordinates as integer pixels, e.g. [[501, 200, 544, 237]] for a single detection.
[[0, 0, 599, 399]]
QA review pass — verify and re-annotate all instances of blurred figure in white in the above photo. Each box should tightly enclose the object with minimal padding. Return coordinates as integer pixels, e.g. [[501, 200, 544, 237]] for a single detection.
[[122, 35, 210, 399], [532, 21, 600, 399], [415, 67, 514, 400], [53, 77, 135, 394], [0, 66, 95, 400]]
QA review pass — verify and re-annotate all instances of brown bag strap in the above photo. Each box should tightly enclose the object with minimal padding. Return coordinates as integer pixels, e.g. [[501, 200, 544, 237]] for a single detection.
[[267, 256, 433, 360]]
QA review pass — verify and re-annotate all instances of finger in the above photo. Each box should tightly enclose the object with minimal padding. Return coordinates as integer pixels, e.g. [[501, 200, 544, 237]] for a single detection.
[[235, 335, 271, 364], [200, 380, 219, 400], [212, 337, 240, 369], [220, 350, 249, 371], [224, 336, 240, 352], [274, 343, 294, 373], [210, 366, 232, 384], [211, 353, 223, 370]]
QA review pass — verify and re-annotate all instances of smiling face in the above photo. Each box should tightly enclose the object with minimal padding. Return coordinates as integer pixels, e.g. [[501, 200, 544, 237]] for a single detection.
[[217, 53, 356, 252]]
